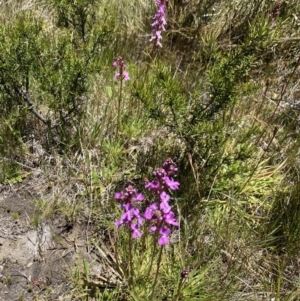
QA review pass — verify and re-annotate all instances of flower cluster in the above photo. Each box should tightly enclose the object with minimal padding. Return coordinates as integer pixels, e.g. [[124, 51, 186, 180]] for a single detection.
[[150, 0, 168, 48], [115, 185, 144, 238], [112, 56, 130, 81], [144, 158, 179, 245], [269, 2, 282, 27], [115, 158, 179, 245]]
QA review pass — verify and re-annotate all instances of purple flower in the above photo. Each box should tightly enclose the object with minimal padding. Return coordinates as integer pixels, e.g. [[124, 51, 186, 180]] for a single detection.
[[153, 168, 167, 178], [113, 56, 130, 81], [115, 220, 122, 228], [144, 203, 159, 220], [163, 176, 180, 190], [131, 223, 142, 238], [115, 204, 140, 227], [123, 71, 130, 81], [158, 227, 171, 245], [143, 158, 179, 245], [160, 191, 170, 203], [158, 235, 169, 245], [150, 0, 168, 48], [162, 158, 178, 175], [145, 180, 160, 190], [114, 158, 180, 246], [160, 200, 171, 214], [144, 198, 179, 244], [150, 225, 157, 232], [125, 185, 136, 196], [114, 186, 144, 238], [133, 193, 144, 202], [115, 192, 123, 200], [164, 211, 179, 226]]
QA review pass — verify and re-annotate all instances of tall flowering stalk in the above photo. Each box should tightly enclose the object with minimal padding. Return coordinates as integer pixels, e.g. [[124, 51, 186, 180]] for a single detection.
[[114, 158, 179, 243], [113, 57, 130, 82], [112, 56, 130, 136], [114, 185, 143, 286], [144, 158, 179, 245], [114, 158, 179, 293], [144, 158, 179, 299], [150, 0, 168, 49], [114, 185, 144, 238]]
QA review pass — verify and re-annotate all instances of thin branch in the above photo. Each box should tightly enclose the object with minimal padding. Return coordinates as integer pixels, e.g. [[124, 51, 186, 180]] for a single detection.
[[14, 86, 49, 125]]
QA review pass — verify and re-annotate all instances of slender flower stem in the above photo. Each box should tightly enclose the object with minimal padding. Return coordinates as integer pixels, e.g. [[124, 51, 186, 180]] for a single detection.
[[117, 78, 123, 136], [150, 246, 163, 301], [146, 232, 158, 280], [128, 228, 134, 288]]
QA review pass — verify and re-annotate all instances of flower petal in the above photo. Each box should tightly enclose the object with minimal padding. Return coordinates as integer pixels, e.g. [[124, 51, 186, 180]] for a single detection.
[[160, 191, 170, 202], [158, 235, 169, 245], [160, 200, 171, 214]]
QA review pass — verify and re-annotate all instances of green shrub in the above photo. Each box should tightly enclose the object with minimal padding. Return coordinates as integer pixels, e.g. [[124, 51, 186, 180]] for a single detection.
[[0, 1, 117, 179]]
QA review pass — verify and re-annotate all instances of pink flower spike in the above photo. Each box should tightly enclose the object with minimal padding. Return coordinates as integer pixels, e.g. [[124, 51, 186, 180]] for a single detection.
[[112, 56, 130, 81], [114, 184, 144, 238], [150, 0, 168, 48]]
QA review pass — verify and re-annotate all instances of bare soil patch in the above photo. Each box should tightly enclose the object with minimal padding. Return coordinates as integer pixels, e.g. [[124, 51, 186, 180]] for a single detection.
[[0, 176, 108, 301]]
